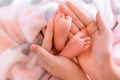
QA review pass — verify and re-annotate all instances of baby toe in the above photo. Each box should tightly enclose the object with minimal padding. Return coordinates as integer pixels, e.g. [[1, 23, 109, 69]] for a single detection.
[[61, 13, 65, 19], [54, 14, 61, 22], [83, 44, 90, 50], [84, 37, 91, 42], [76, 32, 85, 38], [66, 15, 72, 23]]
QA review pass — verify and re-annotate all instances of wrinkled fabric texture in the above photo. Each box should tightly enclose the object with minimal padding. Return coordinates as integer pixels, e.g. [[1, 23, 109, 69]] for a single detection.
[[0, 0, 120, 80]]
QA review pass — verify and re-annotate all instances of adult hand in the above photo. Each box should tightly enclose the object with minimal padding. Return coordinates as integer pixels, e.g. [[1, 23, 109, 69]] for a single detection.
[[31, 44, 87, 80], [30, 18, 88, 80], [59, 1, 120, 80]]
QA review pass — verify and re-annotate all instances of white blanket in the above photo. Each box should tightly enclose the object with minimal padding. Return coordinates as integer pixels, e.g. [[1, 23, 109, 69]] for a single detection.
[[0, 0, 120, 80]]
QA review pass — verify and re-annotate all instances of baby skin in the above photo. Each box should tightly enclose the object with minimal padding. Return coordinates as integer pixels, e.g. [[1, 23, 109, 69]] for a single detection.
[[53, 13, 91, 59], [54, 13, 72, 51], [60, 32, 91, 59]]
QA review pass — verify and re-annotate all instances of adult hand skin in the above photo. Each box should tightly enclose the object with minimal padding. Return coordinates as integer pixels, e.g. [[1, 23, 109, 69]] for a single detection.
[[31, 44, 88, 80], [59, 1, 120, 80], [31, 18, 88, 80], [31, 1, 120, 80]]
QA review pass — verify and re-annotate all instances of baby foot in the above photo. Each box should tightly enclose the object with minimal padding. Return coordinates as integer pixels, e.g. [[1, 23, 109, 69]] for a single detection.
[[60, 32, 91, 59], [54, 13, 72, 51]]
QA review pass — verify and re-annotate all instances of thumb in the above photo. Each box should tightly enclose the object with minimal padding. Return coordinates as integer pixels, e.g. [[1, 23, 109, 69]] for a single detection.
[[96, 11, 109, 33], [30, 44, 57, 74]]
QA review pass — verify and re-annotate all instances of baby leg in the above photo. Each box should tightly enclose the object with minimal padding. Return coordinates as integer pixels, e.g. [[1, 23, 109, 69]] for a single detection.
[[60, 32, 91, 59], [54, 13, 72, 51]]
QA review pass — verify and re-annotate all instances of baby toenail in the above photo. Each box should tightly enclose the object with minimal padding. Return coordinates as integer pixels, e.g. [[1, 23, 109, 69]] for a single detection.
[[55, 17, 59, 21]]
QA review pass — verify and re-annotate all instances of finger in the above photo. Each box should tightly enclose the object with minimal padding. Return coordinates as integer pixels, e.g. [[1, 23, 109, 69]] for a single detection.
[[65, 1, 93, 25], [96, 11, 110, 33], [31, 44, 56, 74], [81, 27, 88, 37], [31, 44, 55, 63], [86, 22, 98, 36], [42, 28, 46, 37], [37, 57, 54, 75], [70, 23, 79, 35], [59, 3, 85, 29], [40, 72, 51, 80], [42, 18, 53, 51], [68, 32, 74, 40]]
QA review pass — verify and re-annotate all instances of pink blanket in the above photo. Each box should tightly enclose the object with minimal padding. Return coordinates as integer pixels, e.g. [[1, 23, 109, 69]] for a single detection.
[[0, 0, 120, 80]]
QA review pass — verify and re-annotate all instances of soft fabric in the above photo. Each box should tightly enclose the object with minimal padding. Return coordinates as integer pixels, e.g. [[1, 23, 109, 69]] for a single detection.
[[0, 0, 120, 80]]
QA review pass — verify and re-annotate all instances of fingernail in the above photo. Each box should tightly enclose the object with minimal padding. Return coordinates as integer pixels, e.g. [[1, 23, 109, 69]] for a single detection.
[[30, 44, 39, 53]]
